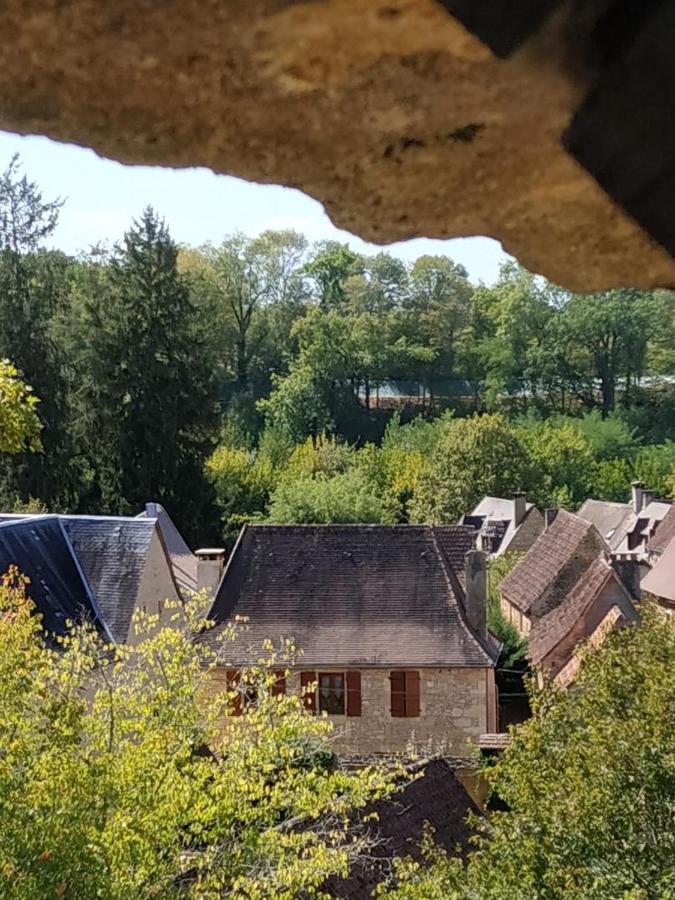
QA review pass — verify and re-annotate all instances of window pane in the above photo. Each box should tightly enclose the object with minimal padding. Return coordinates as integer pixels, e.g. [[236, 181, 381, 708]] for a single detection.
[[319, 672, 345, 714]]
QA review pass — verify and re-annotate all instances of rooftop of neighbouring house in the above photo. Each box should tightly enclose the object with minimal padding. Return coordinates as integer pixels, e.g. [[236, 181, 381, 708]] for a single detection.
[[460, 495, 537, 556], [136, 502, 199, 595], [577, 496, 671, 554], [642, 532, 675, 605], [648, 505, 675, 556], [325, 757, 481, 899], [201, 524, 499, 668], [0, 505, 191, 643], [500, 509, 606, 617], [0, 516, 108, 643], [529, 557, 630, 665]]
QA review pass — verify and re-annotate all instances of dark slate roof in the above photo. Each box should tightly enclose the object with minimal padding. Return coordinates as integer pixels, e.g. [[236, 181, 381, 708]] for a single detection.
[[202, 525, 497, 667], [0, 517, 107, 642], [529, 558, 619, 665], [500, 510, 600, 615], [60, 516, 155, 643], [138, 502, 198, 594], [325, 758, 480, 899], [649, 505, 675, 556]]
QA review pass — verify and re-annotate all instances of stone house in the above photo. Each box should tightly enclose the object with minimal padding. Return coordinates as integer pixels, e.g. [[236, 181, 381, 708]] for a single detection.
[[0, 506, 203, 643], [201, 524, 500, 756], [577, 481, 671, 559], [460, 493, 544, 557], [500, 509, 638, 684]]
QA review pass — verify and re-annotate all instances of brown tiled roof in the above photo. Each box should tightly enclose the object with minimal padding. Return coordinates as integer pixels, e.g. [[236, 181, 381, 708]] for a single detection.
[[555, 605, 628, 688], [201, 524, 497, 667], [529, 558, 618, 665], [649, 505, 675, 556], [325, 758, 480, 899], [500, 509, 600, 616]]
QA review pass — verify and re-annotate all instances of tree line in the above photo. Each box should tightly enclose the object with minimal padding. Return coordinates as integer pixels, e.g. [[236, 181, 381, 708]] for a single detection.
[[1, 155, 675, 544]]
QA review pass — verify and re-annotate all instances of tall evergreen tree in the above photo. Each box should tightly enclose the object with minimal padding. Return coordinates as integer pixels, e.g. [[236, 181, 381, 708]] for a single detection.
[[0, 155, 80, 509], [72, 208, 218, 542]]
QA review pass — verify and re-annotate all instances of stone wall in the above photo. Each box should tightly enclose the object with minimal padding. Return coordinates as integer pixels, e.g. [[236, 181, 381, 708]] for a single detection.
[[501, 595, 531, 636], [210, 666, 495, 757], [128, 528, 182, 643], [508, 508, 544, 556]]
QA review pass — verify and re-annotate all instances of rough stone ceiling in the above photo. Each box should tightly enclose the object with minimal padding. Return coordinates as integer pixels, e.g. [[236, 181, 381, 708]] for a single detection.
[[0, 0, 673, 290]]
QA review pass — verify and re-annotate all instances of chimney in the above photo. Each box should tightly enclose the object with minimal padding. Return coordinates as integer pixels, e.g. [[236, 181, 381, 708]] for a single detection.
[[631, 481, 645, 514], [611, 556, 642, 601], [512, 492, 526, 527], [544, 508, 558, 531], [145, 501, 159, 518], [464, 549, 488, 640], [641, 489, 656, 511], [196, 548, 226, 595]]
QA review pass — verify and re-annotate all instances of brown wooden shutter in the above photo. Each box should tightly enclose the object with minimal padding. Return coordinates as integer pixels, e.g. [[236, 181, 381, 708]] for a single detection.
[[271, 670, 286, 697], [346, 671, 362, 717], [390, 670, 406, 717], [226, 669, 242, 716], [300, 671, 316, 713], [405, 670, 420, 718]]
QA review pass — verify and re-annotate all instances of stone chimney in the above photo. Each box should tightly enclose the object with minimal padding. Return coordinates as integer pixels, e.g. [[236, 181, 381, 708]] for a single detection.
[[196, 548, 226, 595], [611, 555, 642, 600], [641, 489, 656, 511], [631, 481, 646, 514], [544, 508, 558, 531], [464, 549, 488, 640], [512, 492, 526, 527]]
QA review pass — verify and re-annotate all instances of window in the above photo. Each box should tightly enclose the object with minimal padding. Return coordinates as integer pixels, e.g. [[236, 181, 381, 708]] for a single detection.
[[301, 671, 361, 716], [390, 670, 420, 718], [319, 672, 345, 715]]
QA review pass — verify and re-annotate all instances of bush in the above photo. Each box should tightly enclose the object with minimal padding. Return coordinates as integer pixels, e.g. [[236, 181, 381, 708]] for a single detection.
[[267, 468, 395, 524]]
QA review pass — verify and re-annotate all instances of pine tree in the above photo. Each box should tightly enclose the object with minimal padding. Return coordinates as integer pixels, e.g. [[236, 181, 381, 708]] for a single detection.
[[73, 208, 218, 542], [0, 155, 80, 509]]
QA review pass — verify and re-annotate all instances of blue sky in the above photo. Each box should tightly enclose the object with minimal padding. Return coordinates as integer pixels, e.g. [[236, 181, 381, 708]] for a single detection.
[[0, 130, 509, 284]]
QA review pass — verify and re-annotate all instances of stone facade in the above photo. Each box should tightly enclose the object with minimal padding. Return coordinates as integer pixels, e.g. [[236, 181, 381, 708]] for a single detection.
[[507, 507, 545, 555], [210, 666, 496, 757], [501, 595, 532, 636]]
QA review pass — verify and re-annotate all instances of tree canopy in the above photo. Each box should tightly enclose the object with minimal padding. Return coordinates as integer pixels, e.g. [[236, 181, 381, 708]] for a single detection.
[[383, 607, 675, 900], [0, 572, 392, 899]]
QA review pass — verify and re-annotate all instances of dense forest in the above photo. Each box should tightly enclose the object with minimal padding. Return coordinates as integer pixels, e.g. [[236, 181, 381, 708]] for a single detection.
[[2, 154, 675, 545]]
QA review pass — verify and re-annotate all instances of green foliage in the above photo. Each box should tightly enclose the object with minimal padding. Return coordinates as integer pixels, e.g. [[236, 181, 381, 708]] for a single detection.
[[486, 553, 527, 669], [2, 154, 675, 544], [259, 363, 333, 444], [634, 442, 675, 497], [281, 434, 354, 483], [574, 410, 640, 461], [206, 445, 277, 542], [267, 468, 395, 525], [0, 571, 393, 899], [591, 457, 634, 503], [409, 415, 535, 523], [68, 208, 218, 541], [0, 360, 41, 454], [383, 607, 675, 899], [517, 421, 595, 507]]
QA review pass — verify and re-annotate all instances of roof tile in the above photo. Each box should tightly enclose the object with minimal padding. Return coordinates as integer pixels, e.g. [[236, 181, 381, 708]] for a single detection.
[[201, 524, 496, 667]]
